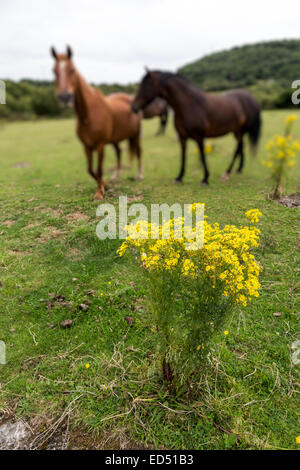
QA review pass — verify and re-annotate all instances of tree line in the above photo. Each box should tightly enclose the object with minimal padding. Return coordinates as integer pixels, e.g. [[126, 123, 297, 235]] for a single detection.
[[0, 79, 137, 119], [1, 39, 299, 119]]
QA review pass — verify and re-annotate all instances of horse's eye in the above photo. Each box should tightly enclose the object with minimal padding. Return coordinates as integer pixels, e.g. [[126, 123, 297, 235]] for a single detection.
[[70, 69, 75, 74]]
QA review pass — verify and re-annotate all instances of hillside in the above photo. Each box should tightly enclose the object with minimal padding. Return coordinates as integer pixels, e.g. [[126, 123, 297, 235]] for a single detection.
[[178, 39, 300, 92]]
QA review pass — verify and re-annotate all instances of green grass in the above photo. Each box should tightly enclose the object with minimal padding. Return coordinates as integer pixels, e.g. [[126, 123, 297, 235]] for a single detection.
[[0, 111, 299, 450]]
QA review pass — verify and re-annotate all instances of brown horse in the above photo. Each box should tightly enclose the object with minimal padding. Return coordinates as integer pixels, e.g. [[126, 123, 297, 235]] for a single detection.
[[51, 46, 142, 200], [132, 70, 261, 185], [142, 97, 169, 136]]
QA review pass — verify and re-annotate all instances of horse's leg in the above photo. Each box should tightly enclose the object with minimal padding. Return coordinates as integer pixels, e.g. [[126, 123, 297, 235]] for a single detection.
[[156, 117, 163, 136], [156, 113, 168, 136], [134, 136, 143, 181], [174, 136, 187, 183], [129, 135, 143, 181], [236, 138, 245, 174], [163, 108, 169, 135], [197, 138, 210, 185], [94, 143, 106, 201], [221, 137, 241, 181], [111, 142, 121, 180], [84, 145, 97, 181]]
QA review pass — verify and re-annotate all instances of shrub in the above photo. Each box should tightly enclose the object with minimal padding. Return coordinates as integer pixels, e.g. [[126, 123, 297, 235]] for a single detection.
[[31, 88, 62, 116], [263, 115, 300, 198], [117, 206, 262, 386]]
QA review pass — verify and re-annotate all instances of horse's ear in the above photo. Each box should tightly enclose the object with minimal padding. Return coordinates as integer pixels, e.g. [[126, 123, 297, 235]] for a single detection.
[[51, 47, 57, 59], [144, 66, 150, 73], [66, 46, 73, 59]]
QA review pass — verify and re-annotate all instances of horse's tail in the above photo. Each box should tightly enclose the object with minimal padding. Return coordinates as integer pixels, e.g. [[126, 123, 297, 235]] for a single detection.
[[235, 91, 261, 155], [247, 110, 261, 155]]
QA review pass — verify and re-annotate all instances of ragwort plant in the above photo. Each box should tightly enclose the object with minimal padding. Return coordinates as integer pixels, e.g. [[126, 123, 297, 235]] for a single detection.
[[117, 205, 262, 386], [263, 114, 300, 199]]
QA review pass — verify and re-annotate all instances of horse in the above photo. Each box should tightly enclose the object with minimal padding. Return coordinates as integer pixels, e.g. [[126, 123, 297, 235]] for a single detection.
[[132, 70, 261, 185], [142, 97, 169, 136], [51, 46, 142, 200]]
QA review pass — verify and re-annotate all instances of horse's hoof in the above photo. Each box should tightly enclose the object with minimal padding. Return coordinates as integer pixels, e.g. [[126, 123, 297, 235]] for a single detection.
[[220, 172, 230, 181], [174, 178, 183, 184], [200, 181, 209, 187], [93, 190, 104, 201], [236, 170, 242, 175], [136, 174, 144, 182]]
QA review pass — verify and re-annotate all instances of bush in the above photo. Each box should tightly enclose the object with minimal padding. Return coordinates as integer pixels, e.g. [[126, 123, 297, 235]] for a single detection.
[[117, 206, 262, 386], [263, 115, 300, 198], [274, 89, 295, 109], [31, 88, 62, 116]]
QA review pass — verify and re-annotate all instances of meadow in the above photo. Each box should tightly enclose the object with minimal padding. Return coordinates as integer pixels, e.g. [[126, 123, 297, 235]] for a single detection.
[[0, 111, 299, 450]]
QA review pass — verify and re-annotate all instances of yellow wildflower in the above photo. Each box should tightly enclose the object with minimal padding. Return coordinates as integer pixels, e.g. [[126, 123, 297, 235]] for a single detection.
[[285, 114, 297, 123], [117, 207, 261, 305], [263, 116, 299, 197], [245, 209, 262, 224]]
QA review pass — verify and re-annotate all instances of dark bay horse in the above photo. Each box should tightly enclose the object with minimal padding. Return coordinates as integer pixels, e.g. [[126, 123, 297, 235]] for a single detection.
[[132, 70, 261, 185], [51, 46, 142, 200], [142, 97, 169, 136]]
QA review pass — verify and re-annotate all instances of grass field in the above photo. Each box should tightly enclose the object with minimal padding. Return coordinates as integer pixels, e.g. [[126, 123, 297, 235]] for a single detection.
[[0, 111, 299, 450]]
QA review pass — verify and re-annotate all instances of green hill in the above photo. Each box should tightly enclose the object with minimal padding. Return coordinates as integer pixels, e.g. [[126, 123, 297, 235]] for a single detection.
[[178, 39, 300, 97]]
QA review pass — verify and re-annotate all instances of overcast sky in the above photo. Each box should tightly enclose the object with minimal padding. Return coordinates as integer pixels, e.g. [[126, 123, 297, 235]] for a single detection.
[[0, 0, 299, 84]]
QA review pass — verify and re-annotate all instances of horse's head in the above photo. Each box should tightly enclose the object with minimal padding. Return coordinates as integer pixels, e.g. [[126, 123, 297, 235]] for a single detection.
[[51, 46, 76, 108], [132, 69, 162, 113]]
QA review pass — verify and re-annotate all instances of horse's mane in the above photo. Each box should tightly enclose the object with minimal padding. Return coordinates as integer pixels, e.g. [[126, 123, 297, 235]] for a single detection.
[[152, 70, 202, 94]]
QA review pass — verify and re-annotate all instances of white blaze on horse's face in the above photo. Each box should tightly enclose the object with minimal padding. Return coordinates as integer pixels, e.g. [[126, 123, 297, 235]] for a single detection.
[[58, 61, 68, 90], [56, 59, 75, 108]]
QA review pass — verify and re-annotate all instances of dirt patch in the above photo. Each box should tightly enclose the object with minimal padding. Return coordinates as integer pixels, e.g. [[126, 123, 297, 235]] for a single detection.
[[34, 207, 62, 218], [13, 162, 31, 168], [66, 212, 89, 223], [279, 194, 300, 209], [38, 226, 65, 244], [65, 248, 84, 260], [2, 220, 15, 228], [127, 195, 144, 203], [24, 223, 41, 230], [42, 208, 62, 218], [8, 250, 32, 257]]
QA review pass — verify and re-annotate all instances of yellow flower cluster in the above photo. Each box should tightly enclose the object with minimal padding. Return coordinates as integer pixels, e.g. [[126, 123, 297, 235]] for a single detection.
[[117, 208, 262, 307], [285, 114, 297, 125], [284, 114, 298, 136], [264, 134, 299, 175], [205, 142, 214, 154], [190, 220, 261, 306], [245, 209, 262, 223], [194, 143, 214, 156]]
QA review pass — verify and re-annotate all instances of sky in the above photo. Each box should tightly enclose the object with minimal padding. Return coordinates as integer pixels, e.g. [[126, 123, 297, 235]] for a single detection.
[[0, 0, 299, 84]]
